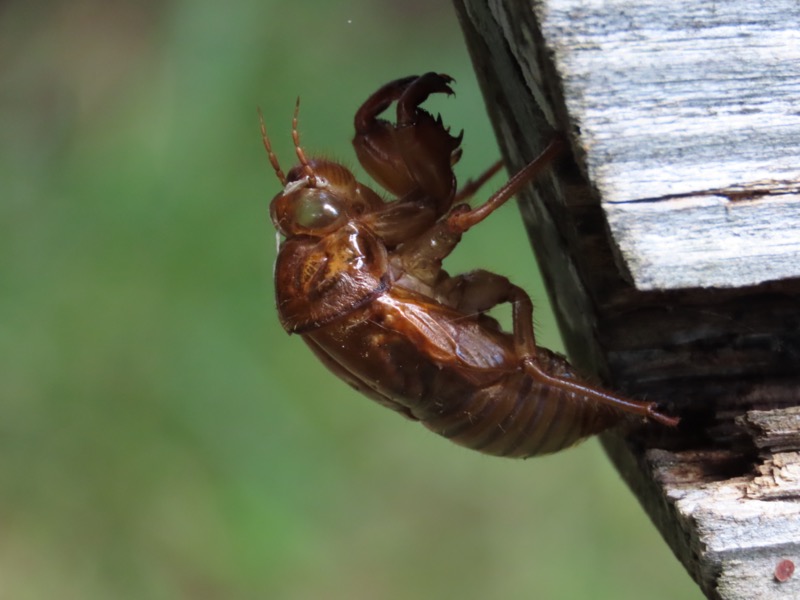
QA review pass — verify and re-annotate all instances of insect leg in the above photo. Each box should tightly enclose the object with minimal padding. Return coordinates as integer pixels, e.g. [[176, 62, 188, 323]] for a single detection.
[[352, 75, 426, 198], [354, 75, 420, 134], [447, 137, 565, 233], [436, 271, 558, 385], [394, 73, 462, 208], [454, 160, 504, 203], [394, 72, 455, 127], [509, 282, 680, 426], [353, 73, 462, 212], [523, 357, 680, 426], [436, 269, 532, 327]]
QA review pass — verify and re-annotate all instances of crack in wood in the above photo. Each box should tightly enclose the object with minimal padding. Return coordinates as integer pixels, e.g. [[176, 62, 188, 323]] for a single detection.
[[605, 180, 800, 205]]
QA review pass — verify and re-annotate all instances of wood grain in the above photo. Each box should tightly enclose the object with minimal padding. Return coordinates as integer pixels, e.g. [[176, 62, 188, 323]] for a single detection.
[[614, 438, 800, 600], [453, 1, 800, 598], [539, 0, 800, 289]]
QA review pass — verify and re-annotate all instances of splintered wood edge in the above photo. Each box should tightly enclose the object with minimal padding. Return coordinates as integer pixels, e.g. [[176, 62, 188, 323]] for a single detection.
[[737, 406, 800, 452], [604, 407, 800, 600]]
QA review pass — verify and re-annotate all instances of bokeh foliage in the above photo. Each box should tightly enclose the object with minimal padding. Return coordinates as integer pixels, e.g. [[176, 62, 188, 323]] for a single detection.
[[0, 0, 702, 598]]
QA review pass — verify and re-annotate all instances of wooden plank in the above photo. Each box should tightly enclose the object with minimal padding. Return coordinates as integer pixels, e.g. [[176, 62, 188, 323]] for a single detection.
[[536, 0, 800, 290], [605, 190, 800, 289], [453, 1, 800, 598], [606, 408, 800, 600], [453, 0, 800, 398]]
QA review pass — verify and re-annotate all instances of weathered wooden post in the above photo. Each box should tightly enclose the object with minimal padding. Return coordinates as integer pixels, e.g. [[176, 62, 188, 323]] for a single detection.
[[452, 1, 800, 598]]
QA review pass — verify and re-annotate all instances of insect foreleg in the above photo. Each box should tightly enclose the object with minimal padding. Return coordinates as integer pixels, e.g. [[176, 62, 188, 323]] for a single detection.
[[395, 138, 565, 289], [354, 75, 419, 133], [353, 73, 461, 208]]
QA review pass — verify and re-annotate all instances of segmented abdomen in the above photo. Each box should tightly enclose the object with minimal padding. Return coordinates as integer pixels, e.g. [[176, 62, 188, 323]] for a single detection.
[[419, 348, 620, 458]]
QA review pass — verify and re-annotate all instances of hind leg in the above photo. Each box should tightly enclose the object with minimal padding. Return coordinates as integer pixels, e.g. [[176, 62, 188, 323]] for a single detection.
[[506, 283, 680, 426]]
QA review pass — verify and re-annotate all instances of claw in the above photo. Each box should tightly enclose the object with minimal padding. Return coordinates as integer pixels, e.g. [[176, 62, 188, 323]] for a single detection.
[[396, 72, 455, 128], [352, 73, 463, 212]]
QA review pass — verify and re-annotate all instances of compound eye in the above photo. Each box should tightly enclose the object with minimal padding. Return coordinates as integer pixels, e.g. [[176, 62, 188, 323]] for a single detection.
[[294, 190, 346, 232]]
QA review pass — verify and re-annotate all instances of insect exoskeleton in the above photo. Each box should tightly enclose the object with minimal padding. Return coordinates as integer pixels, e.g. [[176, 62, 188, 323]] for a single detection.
[[262, 73, 678, 458]]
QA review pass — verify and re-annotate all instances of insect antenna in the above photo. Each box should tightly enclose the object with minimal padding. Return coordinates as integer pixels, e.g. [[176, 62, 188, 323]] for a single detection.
[[257, 107, 287, 186], [292, 97, 318, 186]]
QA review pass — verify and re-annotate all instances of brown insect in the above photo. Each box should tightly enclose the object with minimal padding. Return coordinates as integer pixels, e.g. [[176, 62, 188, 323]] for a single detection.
[[262, 72, 678, 458]]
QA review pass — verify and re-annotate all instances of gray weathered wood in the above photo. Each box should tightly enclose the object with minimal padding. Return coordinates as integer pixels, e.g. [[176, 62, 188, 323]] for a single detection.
[[616, 438, 800, 599], [453, 1, 800, 599], [742, 407, 800, 454], [609, 408, 800, 599], [492, 0, 800, 290]]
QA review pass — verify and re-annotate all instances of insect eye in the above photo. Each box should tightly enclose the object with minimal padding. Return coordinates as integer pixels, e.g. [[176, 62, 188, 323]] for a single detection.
[[294, 190, 345, 231]]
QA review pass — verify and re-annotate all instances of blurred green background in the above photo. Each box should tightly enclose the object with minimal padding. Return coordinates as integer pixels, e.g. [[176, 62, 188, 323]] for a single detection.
[[0, 0, 703, 598]]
